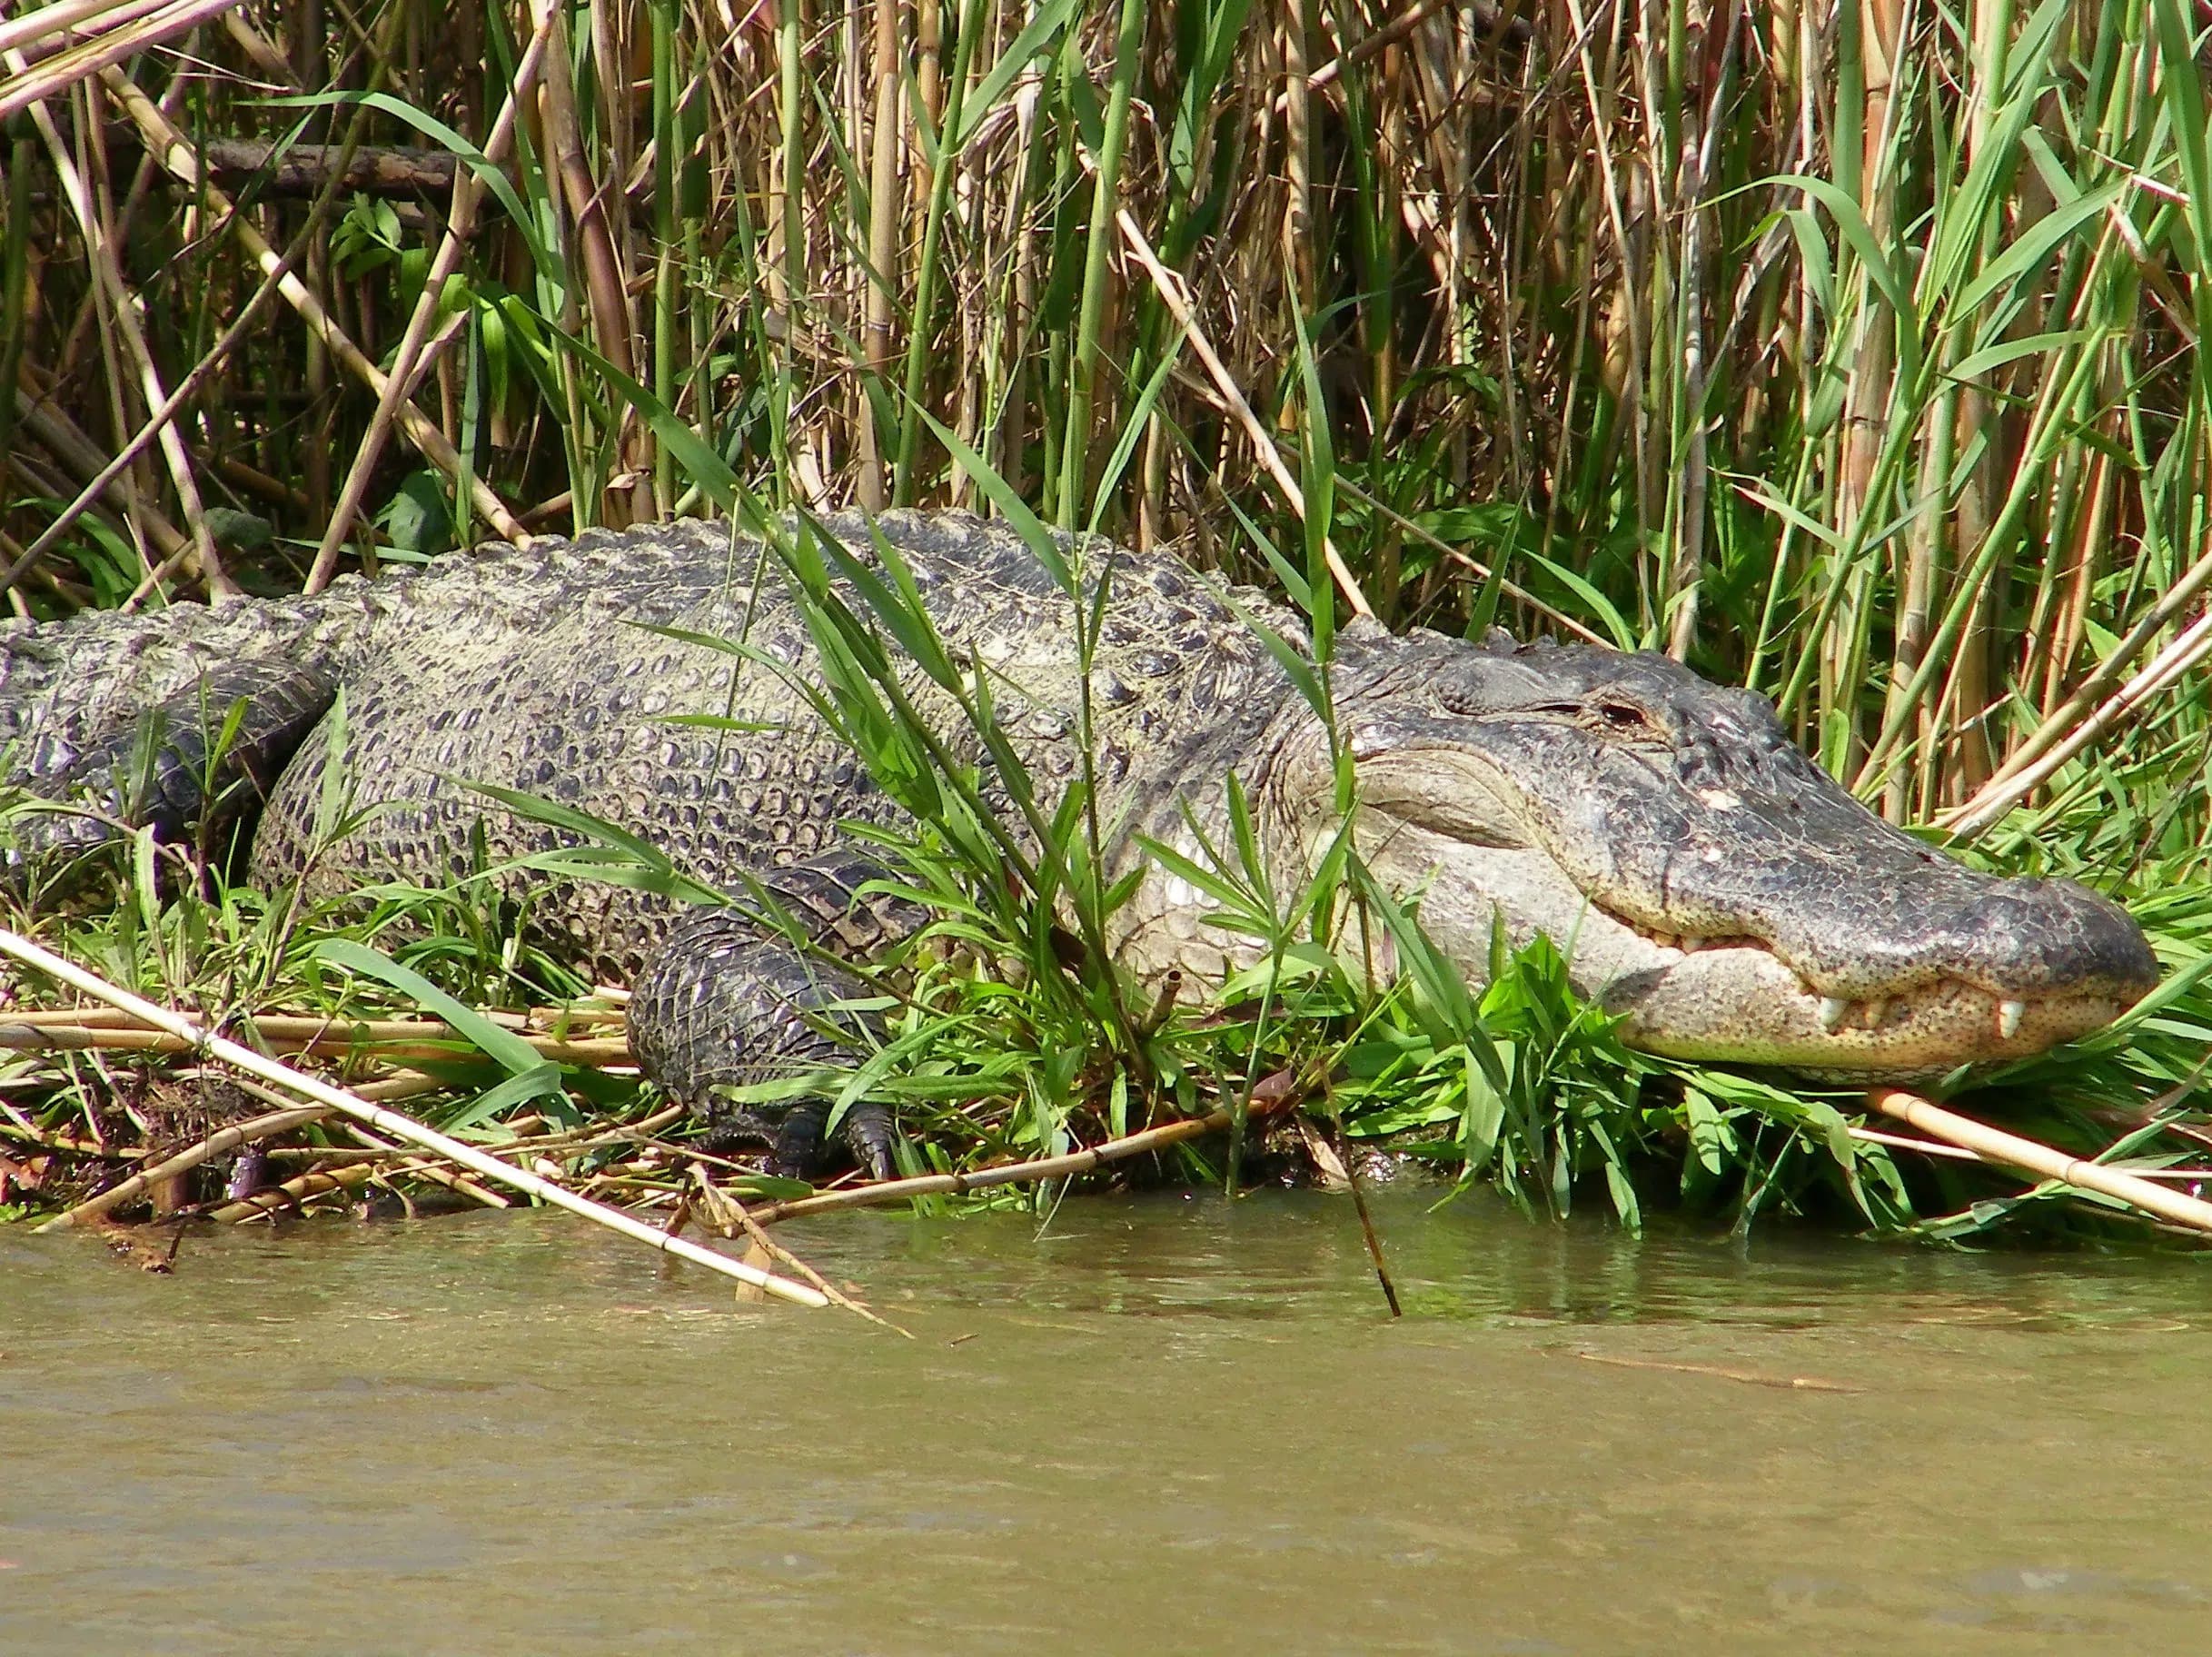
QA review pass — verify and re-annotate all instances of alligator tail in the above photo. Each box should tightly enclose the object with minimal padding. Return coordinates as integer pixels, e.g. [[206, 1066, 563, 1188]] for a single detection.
[[0, 590, 351, 876]]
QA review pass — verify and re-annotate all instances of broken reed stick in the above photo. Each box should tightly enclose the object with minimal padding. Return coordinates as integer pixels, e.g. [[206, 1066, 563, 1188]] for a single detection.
[[210, 1149, 491, 1221], [0, 1126, 150, 1159], [1, 1065, 440, 1168], [1334, 1119, 1403, 1318], [0, 0, 245, 122], [303, 11, 555, 591], [340, 1124, 511, 1211], [1106, 203, 1369, 619], [0, 1003, 628, 1033], [0, 928, 825, 1306], [1847, 1125, 1981, 1162], [96, 67, 527, 543], [205, 1066, 508, 1213], [34, 1090, 679, 1223], [1867, 1086, 2212, 1236], [686, 1166, 908, 1334], [0, 0, 165, 60], [0, 1017, 630, 1067], [373, 1101, 684, 1168], [747, 1084, 1303, 1225], [37, 1103, 332, 1230], [13, 74, 226, 592]]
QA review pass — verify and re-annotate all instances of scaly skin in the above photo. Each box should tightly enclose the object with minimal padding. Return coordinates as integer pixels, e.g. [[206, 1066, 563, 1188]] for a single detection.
[[0, 510, 2159, 1171]]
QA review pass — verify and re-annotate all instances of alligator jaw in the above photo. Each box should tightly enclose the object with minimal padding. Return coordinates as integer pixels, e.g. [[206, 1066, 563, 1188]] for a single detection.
[[1577, 906, 2145, 1077]]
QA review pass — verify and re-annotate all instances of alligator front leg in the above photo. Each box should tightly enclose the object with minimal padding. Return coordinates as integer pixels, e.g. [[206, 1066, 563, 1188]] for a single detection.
[[627, 851, 921, 1181]]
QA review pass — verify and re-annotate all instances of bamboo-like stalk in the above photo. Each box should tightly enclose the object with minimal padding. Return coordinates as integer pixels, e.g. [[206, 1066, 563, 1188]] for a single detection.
[[0, 928, 825, 1306], [1867, 1088, 2212, 1236], [0, 1018, 630, 1066], [1053, 0, 1146, 527], [747, 1085, 1302, 1225], [0, 0, 246, 122], [10, 392, 193, 570], [0, 0, 186, 60], [301, 16, 554, 591], [1111, 205, 1372, 617], [536, 0, 650, 527], [190, 1086, 678, 1214], [649, 0, 680, 513], [207, 1146, 490, 1221], [5, 71, 226, 591], [686, 1166, 905, 1331], [857, 0, 903, 510], [1, 213, 311, 594], [890, 0, 986, 502], [341, 1121, 511, 1209], [235, 1101, 683, 1165], [96, 65, 527, 543], [0, 1004, 625, 1034], [291, 0, 332, 529], [1943, 608, 2212, 839]]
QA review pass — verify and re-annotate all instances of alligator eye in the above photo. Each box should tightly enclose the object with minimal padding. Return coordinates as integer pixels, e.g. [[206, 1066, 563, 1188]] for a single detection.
[[1594, 701, 1651, 733]]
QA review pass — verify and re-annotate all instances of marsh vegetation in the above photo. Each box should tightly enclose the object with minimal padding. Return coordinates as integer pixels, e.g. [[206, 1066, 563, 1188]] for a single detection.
[[3, 0, 2210, 1244]]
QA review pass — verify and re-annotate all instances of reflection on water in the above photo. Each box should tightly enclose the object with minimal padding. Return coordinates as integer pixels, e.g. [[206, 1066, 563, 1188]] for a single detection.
[[3, 1191, 2207, 1653]]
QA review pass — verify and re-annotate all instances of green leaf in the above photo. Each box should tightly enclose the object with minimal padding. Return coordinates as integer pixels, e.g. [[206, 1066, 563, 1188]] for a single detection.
[[912, 407, 1073, 593], [1766, 173, 1914, 316], [1949, 186, 2122, 318], [260, 90, 555, 274], [949, 0, 1083, 150], [309, 938, 553, 1082], [447, 1063, 567, 1130], [375, 471, 454, 556], [458, 779, 728, 907], [1946, 329, 2094, 383], [1520, 550, 1638, 650]]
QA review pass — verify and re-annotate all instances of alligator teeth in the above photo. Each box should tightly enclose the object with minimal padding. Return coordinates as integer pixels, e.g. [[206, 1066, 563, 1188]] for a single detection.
[[1998, 998, 2027, 1040], [1680, 936, 1705, 952], [1862, 998, 1887, 1029], [1819, 997, 1850, 1033], [1651, 932, 1679, 950]]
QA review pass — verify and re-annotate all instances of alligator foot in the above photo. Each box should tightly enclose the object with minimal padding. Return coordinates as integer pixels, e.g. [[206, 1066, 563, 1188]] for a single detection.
[[769, 1098, 899, 1182], [691, 1096, 898, 1182], [630, 897, 908, 1184]]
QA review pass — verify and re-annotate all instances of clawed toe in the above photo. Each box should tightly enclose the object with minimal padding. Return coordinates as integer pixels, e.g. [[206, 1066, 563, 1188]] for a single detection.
[[840, 1099, 900, 1182], [755, 1097, 901, 1182]]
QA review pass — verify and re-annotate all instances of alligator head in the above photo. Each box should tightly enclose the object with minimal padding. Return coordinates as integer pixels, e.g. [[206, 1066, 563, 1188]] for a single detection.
[[1284, 623, 2157, 1076]]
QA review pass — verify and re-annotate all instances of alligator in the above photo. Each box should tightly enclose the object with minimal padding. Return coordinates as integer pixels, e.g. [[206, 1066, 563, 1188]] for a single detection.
[[0, 509, 2159, 1176]]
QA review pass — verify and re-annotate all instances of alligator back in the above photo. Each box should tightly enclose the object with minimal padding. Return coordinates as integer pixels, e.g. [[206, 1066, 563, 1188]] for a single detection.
[[4, 511, 1301, 977]]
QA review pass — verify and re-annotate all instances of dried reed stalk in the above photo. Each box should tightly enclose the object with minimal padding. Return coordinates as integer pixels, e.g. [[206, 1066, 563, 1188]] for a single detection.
[[95, 67, 527, 543], [1867, 1087, 2212, 1237], [303, 15, 556, 590], [37, 1102, 330, 1230], [0, 1017, 630, 1067], [748, 1075, 1304, 1225], [0, 0, 244, 121], [0, 927, 826, 1306]]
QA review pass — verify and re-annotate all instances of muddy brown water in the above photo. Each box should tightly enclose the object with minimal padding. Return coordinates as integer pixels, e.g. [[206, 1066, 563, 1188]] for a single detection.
[[2, 1191, 2207, 1653]]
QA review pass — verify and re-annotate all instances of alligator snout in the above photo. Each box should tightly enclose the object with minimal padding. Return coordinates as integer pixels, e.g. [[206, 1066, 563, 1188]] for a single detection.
[[1932, 876, 2159, 1000], [1752, 862, 2158, 1008]]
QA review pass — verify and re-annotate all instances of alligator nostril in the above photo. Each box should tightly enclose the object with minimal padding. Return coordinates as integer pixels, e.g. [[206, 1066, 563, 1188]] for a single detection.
[[1965, 879, 2157, 993]]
